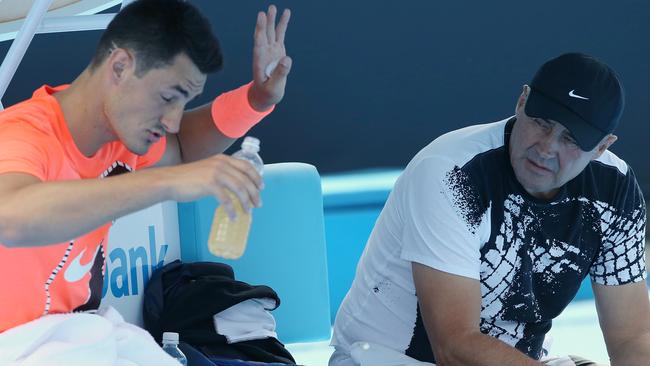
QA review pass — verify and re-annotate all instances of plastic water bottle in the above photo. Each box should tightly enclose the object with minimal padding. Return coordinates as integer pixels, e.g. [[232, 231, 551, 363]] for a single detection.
[[208, 136, 264, 259], [161, 332, 187, 366]]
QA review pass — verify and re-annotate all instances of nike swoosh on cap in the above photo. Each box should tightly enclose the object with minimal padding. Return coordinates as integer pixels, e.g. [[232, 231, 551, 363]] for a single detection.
[[569, 89, 589, 100], [64, 245, 101, 283]]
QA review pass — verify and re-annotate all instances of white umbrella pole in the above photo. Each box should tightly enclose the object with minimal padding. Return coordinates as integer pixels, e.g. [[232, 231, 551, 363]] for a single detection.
[[0, 0, 54, 109]]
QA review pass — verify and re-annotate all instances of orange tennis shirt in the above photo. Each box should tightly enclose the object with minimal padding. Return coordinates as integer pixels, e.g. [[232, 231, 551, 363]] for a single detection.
[[0, 85, 166, 332]]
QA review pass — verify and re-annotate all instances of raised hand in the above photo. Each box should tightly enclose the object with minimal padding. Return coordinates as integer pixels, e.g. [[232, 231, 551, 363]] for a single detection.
[[248, 5, 292, 112]]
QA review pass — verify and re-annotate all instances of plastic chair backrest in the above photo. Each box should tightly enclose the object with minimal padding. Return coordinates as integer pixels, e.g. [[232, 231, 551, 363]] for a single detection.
[[321, 169, 401, 322], [178, 162, 331, 344]]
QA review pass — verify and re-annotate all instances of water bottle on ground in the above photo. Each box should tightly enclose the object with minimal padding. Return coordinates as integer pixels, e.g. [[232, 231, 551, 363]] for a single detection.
[[161, 332, 187, 366], [208, 136, 264, 259]]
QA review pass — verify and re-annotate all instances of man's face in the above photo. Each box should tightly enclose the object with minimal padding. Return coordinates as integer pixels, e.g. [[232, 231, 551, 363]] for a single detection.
[[105, 52, 207, 155], [509, 88, 611, 200]]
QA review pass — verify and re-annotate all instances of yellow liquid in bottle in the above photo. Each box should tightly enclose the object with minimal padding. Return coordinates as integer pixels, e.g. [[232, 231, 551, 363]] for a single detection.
[[207, 192, 252, 259]]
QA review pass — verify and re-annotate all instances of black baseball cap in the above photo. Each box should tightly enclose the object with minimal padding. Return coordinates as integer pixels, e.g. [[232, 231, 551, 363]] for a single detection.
[[525, 53, 625, 151]]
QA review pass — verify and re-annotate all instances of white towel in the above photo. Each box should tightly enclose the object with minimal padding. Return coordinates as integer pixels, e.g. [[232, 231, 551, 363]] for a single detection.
[[0, 306, 181, 366], [213, 298, 278, 344]]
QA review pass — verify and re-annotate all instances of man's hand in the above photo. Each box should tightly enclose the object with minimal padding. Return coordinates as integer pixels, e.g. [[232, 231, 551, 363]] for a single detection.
[[412, 263, 544, 365], [164, 154, 263, 218], [248, 5, 292, 112]]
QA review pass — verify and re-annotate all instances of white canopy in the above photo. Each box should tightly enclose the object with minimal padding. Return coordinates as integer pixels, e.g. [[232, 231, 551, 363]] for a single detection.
[[0, 0, 121, 41], [0, 0, 131, 108]]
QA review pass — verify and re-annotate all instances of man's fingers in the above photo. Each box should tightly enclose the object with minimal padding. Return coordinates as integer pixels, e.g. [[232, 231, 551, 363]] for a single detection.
[[231, 174, 262, 211], [276, 8, 291, 44], [214, 189, 237, 220], [254, 11, 268, 47], [276, 56, 293, 77], [272, 56, 292, 79], [219, 159, 262, 210], [264, 60, 280, 79], [266, 5, 277, 43], [228, 157, 264, 191], [216, 170, 259, 213]]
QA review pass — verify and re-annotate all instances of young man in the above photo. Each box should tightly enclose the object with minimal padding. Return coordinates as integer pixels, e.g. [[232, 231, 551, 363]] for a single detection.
[[0, 0, 291, 333], [331, 53, 649, 365]]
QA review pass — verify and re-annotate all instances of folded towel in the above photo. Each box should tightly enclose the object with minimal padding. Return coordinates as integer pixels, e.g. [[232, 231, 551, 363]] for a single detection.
[[0, 306, 181, 366], [213, 298, 278, 344]]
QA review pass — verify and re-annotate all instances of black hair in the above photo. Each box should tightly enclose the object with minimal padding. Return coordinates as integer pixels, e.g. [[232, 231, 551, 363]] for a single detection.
[[90, 0, 223, 76]]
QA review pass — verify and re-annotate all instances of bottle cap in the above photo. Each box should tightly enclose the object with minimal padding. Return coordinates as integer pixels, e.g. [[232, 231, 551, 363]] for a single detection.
[[242, 136, 260, 152], [162, 332, 179, 344]]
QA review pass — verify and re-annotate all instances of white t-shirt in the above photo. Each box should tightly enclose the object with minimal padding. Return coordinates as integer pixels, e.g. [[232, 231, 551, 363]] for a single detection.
[[331, 118, 646, 363]]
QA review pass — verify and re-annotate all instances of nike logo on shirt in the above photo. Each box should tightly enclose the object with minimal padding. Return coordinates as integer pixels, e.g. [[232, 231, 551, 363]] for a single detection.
[[64, 245, 101, 282]]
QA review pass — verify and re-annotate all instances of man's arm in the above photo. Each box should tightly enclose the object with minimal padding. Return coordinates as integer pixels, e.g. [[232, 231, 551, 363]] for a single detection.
[[593, 280, 650, 365], [412, 262, 544, 365], [173, 5, 292, 164], [0, 154, 262, 247]]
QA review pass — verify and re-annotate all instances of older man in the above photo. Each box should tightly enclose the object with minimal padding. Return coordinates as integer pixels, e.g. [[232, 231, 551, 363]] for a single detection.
[[331, 53, 648, 366]]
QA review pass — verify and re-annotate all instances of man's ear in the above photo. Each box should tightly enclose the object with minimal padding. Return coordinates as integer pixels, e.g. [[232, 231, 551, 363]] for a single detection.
[[106, 48, 134, 84], [592, 134, 618, 159], [515, 85, 529, 114]]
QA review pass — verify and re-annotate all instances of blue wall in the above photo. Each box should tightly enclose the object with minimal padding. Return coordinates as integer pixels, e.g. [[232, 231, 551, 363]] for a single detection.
[[1, 1, 648, 196]]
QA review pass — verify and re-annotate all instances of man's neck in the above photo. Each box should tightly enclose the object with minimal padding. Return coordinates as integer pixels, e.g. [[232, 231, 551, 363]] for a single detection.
[[53, 68, 116, 157]]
